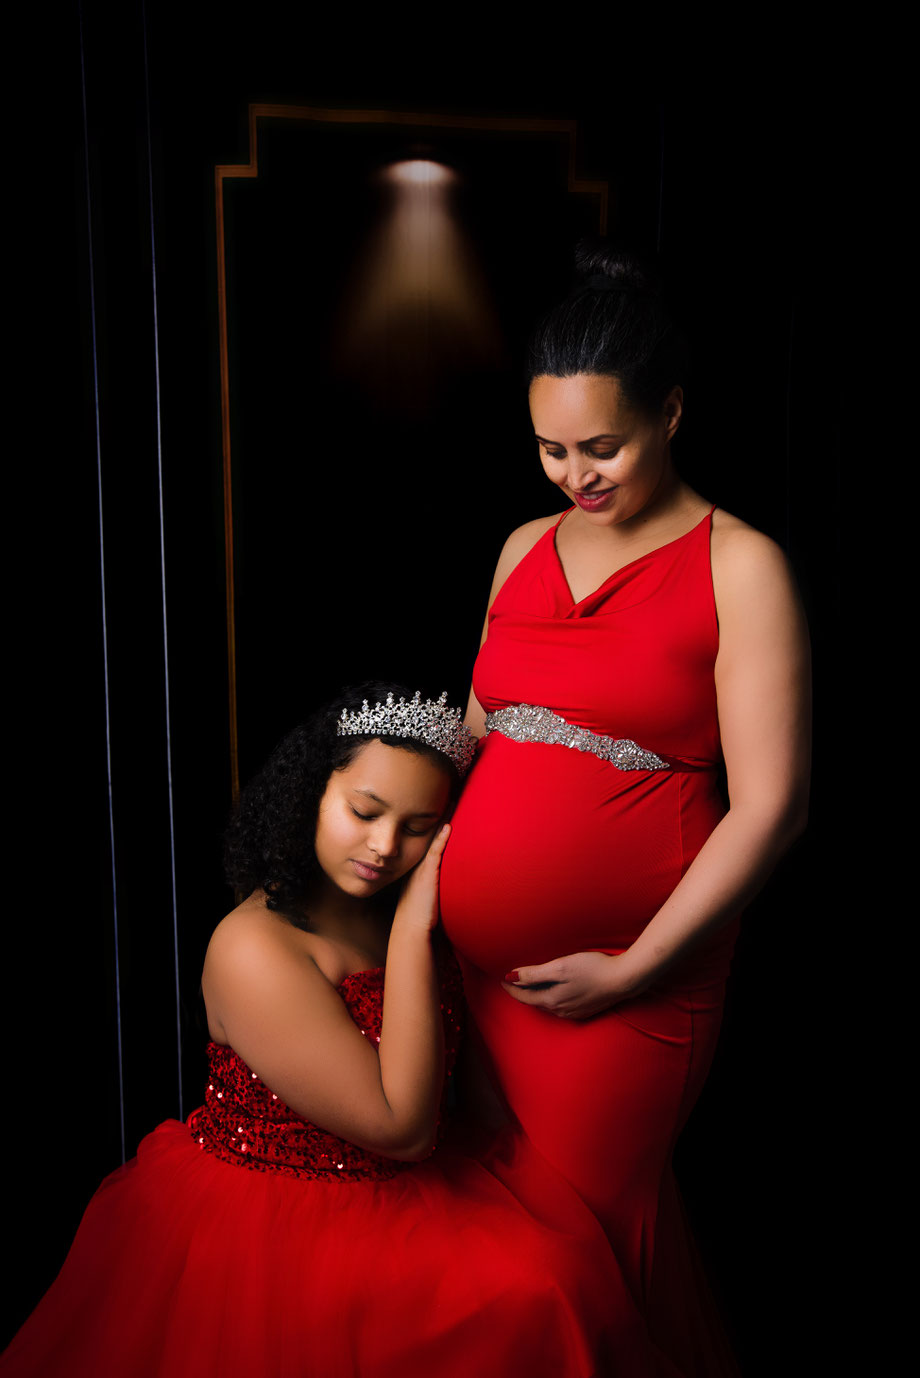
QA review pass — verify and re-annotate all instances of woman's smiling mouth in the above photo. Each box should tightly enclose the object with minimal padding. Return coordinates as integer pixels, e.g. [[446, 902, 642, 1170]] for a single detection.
[[571, 487, 617, 511]]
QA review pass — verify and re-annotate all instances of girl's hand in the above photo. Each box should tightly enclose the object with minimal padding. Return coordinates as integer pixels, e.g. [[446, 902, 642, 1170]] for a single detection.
[[501, 950, 645, 1020], [393, 824, 451, 935]]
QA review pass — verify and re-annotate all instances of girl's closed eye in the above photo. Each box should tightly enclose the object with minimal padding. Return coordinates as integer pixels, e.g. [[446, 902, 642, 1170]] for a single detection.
[[349, 805, 434, 837]]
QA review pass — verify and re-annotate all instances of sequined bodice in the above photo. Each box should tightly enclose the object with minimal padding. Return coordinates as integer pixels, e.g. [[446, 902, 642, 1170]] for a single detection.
[[188, 963, 462, 1182]]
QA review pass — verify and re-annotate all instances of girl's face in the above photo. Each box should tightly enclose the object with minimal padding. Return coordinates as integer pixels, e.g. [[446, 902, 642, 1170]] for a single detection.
[[529, 373, 682, 527], [314, 739, 451, 899]]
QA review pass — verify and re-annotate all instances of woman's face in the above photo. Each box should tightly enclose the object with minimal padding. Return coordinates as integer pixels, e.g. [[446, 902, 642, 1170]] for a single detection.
[[529, 373, 682, 527], [314, 739, 451, 899]]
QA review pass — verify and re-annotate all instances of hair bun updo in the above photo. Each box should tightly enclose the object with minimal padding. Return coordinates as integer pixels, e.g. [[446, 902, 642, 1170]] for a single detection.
[[529, 239, 686, 416], [572, 239, 655, 295]]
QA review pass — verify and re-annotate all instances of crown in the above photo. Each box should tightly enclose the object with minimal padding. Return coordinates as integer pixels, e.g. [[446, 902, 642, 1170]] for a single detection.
[[336, 691, 476, 777]]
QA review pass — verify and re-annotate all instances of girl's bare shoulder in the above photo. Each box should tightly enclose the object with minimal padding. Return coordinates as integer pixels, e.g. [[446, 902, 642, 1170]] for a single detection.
[[205, 895, 320, 984]]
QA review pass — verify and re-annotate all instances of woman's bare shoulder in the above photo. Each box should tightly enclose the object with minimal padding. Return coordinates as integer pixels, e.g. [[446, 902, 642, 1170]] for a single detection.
[[710, 507, 795, 583], [709, 508, 806, 635], [502, 511, 564, 554], [492, 511, 565, 587]]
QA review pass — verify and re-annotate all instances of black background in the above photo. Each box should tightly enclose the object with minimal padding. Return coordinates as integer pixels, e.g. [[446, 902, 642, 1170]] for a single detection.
[[12, 7, 865, 1372]]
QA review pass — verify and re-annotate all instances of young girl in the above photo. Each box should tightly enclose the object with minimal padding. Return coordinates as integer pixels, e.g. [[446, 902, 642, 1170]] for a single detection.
[[2, 684, 651, 1378]]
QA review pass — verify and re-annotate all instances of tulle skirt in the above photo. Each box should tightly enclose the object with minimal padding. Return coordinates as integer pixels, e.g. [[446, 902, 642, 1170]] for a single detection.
[[2, 1118, 656, 1378]]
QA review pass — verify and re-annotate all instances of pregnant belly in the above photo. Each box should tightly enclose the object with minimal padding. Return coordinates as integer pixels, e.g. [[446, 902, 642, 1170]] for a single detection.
[[440, 734, 722, 976]]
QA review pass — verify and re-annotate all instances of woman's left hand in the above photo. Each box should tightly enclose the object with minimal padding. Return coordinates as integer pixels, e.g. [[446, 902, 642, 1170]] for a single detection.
[[502, 951, 643, 1020]]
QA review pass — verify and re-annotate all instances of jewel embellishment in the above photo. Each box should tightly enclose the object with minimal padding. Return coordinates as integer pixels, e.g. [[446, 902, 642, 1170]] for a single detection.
[[484, 705, 669, 771]]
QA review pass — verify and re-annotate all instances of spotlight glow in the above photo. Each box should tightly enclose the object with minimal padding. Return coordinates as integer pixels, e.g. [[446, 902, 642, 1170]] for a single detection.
[[335, 156, 502, 412], [386, 159, 455, 187]]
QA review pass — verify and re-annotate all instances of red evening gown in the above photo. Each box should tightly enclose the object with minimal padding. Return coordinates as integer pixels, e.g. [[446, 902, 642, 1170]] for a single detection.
[[440, 507, 740, 1378], [1, 965, 651, 1378]]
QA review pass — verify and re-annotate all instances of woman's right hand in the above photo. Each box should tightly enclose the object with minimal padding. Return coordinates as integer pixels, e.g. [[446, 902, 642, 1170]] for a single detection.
[[394, 823, 451, 935]]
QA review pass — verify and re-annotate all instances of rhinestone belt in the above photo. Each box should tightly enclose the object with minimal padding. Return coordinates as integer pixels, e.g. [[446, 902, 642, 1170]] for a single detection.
[[484, 705, 669, 772]]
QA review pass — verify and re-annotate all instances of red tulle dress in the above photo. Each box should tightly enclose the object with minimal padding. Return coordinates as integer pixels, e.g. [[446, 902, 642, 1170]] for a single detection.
[[1, 964, 653, 1378], [440, 507, 740, 1377]]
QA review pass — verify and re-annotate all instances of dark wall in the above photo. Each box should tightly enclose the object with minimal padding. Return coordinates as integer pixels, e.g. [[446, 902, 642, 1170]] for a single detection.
[[12, 8, 855, 1370]]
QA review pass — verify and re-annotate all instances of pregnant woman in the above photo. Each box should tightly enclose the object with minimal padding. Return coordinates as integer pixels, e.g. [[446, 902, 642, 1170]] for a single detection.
[[440, 243, 811, 1376]]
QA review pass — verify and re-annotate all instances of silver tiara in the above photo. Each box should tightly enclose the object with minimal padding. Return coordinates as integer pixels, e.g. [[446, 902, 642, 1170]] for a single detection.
[[336, 691, 477, 777]]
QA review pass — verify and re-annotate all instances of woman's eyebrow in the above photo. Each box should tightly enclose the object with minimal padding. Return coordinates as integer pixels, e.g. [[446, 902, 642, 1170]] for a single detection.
[[533, 433, 623, 445]]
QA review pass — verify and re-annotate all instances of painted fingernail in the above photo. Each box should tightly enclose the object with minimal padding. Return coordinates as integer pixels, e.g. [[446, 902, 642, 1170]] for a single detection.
[[504, 971, 520, 983]]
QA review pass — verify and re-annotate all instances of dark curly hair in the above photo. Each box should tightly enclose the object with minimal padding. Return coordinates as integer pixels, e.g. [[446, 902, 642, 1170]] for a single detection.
[[224, 682, 462, 924], [528, 239, 688, 416]]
